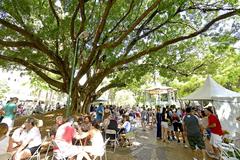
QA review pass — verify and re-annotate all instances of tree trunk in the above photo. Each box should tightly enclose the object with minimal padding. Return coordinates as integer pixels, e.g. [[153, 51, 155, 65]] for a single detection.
[[70, 87, 79, 114], [79, 94, 91, 114]]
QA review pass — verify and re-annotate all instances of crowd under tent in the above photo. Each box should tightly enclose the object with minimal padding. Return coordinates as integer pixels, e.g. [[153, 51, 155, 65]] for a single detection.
[[182, 75, 240, 136]]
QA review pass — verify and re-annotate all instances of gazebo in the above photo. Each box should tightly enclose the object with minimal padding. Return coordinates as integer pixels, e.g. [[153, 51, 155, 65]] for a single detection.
[[144, 84, 177, 106]]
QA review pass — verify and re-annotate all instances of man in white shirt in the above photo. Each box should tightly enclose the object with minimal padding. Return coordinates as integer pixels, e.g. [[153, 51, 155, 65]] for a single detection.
[[14, 117, 42, 160]]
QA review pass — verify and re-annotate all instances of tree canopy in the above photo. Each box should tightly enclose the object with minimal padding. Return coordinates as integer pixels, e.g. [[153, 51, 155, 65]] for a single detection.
[[0, 0, 239, 113]]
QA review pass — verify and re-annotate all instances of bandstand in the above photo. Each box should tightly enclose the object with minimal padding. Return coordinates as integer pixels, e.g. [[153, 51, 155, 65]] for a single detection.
[[144, 85, 177, 107]]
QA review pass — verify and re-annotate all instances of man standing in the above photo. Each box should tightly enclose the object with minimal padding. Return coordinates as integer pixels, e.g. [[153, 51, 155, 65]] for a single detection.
[[156, 107, 162, 139], [205, 107, 223, 159], [1, 97, 18, 132], [96, 103, 104, 122], [183, 107, 206, 160], [141, 107, 148, 131]]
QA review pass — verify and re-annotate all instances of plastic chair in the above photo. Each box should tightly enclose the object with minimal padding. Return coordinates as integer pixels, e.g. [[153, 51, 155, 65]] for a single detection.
[[105, 129, 118, 152], [218, 143, 240, 160], [93, 138, 110, 160]]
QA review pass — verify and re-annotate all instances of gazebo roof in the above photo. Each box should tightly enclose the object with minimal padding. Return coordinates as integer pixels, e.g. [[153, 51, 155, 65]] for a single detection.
[[145, 84, 177, 95]]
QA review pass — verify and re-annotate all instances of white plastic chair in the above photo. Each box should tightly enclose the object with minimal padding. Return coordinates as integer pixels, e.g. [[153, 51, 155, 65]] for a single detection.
[[105, 129, 118, 152], [219, 143, 240, 160], [93, 138, 110, 160]]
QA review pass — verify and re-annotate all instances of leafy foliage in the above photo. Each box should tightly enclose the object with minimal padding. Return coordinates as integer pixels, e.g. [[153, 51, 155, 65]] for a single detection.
[[0, 0, 239, 112]]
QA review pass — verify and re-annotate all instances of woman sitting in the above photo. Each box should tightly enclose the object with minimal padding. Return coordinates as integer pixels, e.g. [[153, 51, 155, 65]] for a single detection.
[[80, 116, 92, 132], [119, 115, 131, 134], [80, 115, 92, 145], [79, 121, 105, 158], [118, 116, 132, 146]]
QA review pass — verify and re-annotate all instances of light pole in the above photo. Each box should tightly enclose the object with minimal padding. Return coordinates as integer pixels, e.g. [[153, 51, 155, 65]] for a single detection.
[[66, 31, 89, 116]]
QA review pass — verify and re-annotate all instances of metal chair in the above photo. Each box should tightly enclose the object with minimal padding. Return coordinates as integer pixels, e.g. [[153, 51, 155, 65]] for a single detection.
[[28, 136, 47, 160], [105, 129, 118, 152]]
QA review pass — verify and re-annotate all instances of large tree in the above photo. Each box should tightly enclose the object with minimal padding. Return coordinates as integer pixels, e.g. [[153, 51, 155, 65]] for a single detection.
[[0, 0, 239, 113]]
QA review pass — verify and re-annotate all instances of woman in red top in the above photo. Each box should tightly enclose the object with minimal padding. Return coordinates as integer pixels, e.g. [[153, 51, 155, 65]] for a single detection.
[[205, 107, 223, 159]]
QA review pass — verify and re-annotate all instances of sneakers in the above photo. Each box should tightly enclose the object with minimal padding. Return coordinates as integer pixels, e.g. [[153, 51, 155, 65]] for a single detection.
[[177, 139, 180, 143], [192, 157, 198, 160]]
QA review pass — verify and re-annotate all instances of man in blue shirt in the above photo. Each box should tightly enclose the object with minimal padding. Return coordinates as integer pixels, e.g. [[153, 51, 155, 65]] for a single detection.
[[96, 103, 104, 122]]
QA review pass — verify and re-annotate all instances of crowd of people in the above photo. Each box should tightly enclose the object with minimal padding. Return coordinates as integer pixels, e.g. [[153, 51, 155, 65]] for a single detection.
[[0, 99, 231, 160]]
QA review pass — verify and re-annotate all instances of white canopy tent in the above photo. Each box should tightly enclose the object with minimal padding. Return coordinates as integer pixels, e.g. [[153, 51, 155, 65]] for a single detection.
[[182, 76, 240, 136], [182, 76, 240, 100]]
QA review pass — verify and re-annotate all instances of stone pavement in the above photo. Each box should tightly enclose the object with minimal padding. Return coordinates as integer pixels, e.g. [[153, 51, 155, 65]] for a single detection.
[[107, 125, 196, 160]]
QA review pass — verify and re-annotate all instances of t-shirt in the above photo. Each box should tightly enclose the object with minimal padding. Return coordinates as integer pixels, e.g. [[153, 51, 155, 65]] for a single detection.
[[172, 114, 180, 123], [96, 106, 104, 121], [55, 122, 75, 144], [141, 110, 147, 120], [3, 103, 16, 119], [208, 114, 223, 136], [12, 128, 27, 143], [26, 127, 42, 148], [122, 121, 131, 133], [183, 114, 201, 137], [62, 126, 75, 143]]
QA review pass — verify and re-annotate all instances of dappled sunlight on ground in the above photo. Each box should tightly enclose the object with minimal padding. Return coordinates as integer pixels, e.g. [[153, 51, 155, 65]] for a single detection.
[[12, 109, 214, 160]]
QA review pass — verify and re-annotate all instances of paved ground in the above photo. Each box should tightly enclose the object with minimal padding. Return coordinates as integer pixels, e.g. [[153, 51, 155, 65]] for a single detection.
[[107, 124, 197, 160], [14, 111, 211, 160]]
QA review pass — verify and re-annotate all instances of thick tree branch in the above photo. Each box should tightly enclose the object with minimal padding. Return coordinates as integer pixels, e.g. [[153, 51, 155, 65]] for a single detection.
[[0, 40, 36, 48], [70, 1, 81, 43], [76, 0, 87, 38], [92, 0, 114, 52], [108, 9, 240, 69], [48, 0, 60, 54], [0, 19, 67, 78], [0, 19, 56, 60], [75, 0, 114, 83], [96, 82, 126, 98], [48, 0, 60, 26], [30, 62, 61, 75], [124, 6, 183, 57], [99, 0, 161, 49], [0, 55, 64, 90]]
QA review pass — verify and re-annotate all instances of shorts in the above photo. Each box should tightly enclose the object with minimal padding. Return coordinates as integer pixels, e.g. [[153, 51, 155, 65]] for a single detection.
[[1, 117, 14, 129], [210, 133, 222, 148], [27, 145, 40, 155], [173, 122, 183, 132], [187, 135, 205, 150], [161, 121, 168, 129]]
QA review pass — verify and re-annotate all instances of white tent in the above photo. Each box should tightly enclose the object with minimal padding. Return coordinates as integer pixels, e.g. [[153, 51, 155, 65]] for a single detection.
[[182, 76, 240, 136], [182, 75, 240, 100]]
